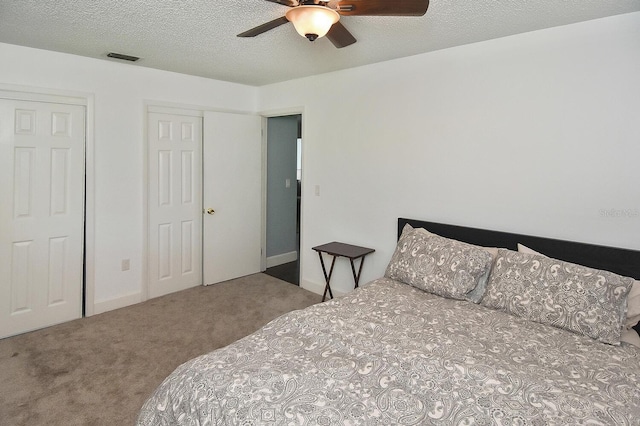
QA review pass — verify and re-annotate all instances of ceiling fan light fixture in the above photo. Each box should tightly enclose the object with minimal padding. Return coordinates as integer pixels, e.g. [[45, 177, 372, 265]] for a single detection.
[[285, 5, 339, 41]]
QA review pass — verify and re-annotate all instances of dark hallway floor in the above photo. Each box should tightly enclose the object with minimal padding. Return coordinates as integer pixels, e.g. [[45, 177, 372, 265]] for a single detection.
[[265, 260, 299, 286]]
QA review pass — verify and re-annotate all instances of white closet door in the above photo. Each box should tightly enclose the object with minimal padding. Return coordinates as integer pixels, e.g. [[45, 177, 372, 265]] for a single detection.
[[0, 99, 85, 339], [202, 111, 262, 285], [148, 112, 203, 298]]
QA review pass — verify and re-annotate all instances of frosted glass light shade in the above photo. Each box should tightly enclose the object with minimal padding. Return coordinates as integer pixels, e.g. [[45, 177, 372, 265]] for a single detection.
[[285, 6, 339, 40]]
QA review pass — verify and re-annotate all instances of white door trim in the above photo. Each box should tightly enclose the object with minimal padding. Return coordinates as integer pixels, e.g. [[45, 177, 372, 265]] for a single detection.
[[0, 84, 96, 317], [147, 104, 204, 118]]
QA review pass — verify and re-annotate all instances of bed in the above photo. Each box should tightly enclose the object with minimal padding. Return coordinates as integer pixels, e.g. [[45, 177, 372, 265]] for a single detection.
[[137, 218, 640, 425]]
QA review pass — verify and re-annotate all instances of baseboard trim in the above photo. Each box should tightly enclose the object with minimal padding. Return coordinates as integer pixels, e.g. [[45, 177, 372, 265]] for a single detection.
[[266, 251, 298, 268], [300, 279, 348, 298], [93, 292, 142, 315]]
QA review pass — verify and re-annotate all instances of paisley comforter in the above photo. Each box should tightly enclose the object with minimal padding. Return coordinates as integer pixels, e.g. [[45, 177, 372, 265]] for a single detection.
[[137, 278, 640, 425]]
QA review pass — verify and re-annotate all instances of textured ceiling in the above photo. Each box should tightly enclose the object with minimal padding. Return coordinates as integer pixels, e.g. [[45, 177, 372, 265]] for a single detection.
[[1, 0, 639, 86]]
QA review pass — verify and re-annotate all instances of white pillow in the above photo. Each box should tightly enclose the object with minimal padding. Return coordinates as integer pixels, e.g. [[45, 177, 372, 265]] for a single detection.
[[624, 282, 640, 330], [516, 243, 541, 256], [621, 328, 640, 348], [518, 243, 640, 331]]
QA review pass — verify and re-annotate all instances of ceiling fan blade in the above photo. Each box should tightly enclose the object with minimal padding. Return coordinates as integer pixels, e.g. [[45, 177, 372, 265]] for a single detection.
[[264, 0, 298, 6], [326, 21, 356, 48], [237, 16, 290, 38], [333, 0, 429, 16]]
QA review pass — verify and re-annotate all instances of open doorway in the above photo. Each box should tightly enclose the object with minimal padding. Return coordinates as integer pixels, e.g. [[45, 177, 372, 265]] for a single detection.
[[264, 114, 302, 285]]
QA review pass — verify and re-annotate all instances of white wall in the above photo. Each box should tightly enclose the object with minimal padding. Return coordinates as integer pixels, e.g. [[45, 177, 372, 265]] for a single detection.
[[0, 42, 258, 310], [258, 12, 640, 295]]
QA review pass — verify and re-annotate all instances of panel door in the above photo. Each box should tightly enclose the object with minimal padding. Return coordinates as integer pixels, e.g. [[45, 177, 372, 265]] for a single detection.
[[0, 99, 85, 339], [148, 112, 203, 298], [203, 111, 262, 285]]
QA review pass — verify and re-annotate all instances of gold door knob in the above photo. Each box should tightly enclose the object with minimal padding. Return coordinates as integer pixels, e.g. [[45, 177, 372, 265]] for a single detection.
[[206, 208, 215, 215]]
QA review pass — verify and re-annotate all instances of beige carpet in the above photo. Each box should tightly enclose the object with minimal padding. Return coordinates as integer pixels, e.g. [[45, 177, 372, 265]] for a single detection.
[[0, 273, 319, 425]]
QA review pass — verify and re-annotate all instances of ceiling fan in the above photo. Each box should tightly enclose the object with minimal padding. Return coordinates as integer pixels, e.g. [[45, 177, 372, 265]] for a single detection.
[[238, 0, 430, 48]]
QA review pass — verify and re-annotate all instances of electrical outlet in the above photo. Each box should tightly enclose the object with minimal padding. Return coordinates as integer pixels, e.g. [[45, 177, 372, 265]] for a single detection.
[[121, 259, 130, 271]]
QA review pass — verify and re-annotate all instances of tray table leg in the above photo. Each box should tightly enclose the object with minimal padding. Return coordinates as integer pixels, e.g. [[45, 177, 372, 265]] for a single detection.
[[350, 256, 367, 288], [318, 252, 336, 302]]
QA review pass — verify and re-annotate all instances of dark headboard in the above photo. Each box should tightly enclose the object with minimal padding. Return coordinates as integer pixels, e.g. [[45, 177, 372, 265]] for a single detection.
[[398, 218, 640, 335]]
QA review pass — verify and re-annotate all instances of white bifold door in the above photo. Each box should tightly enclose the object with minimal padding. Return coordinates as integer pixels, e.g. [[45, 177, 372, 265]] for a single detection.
[[148, 112, 203, 298], [147, 110, 261, 297], [0, 98, 85, 339]]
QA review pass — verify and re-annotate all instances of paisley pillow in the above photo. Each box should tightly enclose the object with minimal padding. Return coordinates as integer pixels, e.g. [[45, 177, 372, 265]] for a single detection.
[[385, 225, 494, 302], [518, 243, 640, 331], [482, 248, 633, 345]]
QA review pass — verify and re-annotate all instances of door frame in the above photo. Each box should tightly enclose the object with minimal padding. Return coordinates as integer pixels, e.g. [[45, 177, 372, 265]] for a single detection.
[[259, 107, 305, 276], [0, 83, 96, 316]]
